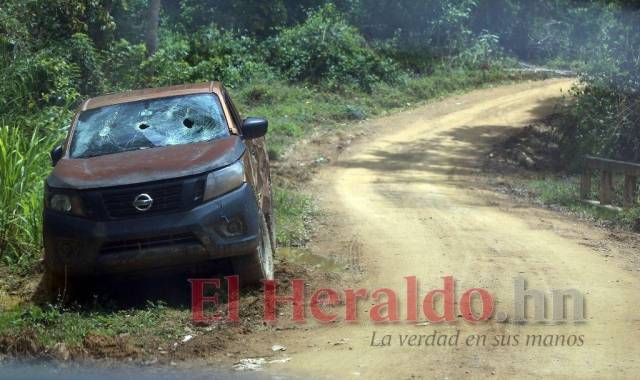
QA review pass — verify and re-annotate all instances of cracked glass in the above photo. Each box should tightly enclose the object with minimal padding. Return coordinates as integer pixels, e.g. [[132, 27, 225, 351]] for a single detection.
[[69, 94, 229, 158]]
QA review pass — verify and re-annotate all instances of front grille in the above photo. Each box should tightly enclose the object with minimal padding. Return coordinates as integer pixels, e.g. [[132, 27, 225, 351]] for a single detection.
[[102, 183, 184, 218], [100, 233, 200, 255]]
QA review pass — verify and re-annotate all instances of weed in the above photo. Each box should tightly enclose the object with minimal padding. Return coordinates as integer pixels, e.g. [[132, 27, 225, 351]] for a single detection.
[[273, 187, 315, 247]]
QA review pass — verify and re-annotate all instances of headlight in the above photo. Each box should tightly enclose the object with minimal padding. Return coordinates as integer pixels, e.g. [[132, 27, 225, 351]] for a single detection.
[[51, 194, 72, 213], [46, 187, 85, 216], [203, 160, 246, 201]]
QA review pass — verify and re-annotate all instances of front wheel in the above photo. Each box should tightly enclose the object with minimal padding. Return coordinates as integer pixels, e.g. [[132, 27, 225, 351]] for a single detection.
[[42, 269, 78, 303], [232, 214, 274, 286]]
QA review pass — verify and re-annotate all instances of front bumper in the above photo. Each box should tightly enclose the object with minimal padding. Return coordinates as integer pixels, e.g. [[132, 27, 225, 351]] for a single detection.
[[43, 184, 260, 275]]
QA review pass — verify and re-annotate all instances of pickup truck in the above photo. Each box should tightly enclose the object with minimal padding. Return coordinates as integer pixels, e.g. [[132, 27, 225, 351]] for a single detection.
[[43, 82, 274, 298]]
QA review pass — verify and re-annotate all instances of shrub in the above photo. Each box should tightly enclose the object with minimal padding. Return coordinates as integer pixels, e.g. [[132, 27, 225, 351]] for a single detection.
[[554, 6, 640, 166], [0, 47, 81, 117], [0, 34, 101, 117], [558, 85, 640, 166], [102, 39, 147, 91], [139, 33, 193, 87], [188, 27, 273, 87], [265, 4, 402, 91], [68, 33, 105, 96], [454, 31, 505, 69]]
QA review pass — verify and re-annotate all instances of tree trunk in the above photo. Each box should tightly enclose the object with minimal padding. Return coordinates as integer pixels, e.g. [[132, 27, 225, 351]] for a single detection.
[[145, 0, 161, 56]]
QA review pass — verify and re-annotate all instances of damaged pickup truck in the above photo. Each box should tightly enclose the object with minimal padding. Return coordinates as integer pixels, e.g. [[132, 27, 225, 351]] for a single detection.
[[43, 82, 274, 297]]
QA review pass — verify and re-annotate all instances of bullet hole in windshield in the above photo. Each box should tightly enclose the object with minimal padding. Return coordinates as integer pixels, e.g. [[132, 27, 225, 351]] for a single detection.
[[139, 123, 150, 130], [183, 118, 194, 128]]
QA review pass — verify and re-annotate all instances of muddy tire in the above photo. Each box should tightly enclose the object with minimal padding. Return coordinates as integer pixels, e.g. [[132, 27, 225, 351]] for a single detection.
[[232, 214, 274, 286], [266, 211, 277, 253]]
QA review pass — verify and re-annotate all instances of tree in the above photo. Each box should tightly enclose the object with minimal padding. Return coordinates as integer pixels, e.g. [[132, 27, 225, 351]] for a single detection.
[[145, 0, 161, 56]]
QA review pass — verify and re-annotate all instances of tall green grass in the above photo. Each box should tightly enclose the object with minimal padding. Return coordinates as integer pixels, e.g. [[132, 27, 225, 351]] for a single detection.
[[0, 124, 55, 269]]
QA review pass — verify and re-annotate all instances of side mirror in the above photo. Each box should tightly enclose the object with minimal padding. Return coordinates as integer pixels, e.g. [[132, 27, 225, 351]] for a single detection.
[[51, 145, 63, 166], [242, 117, 268, 139]]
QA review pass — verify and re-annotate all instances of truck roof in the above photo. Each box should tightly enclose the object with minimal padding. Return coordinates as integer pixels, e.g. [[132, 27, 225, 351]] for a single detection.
[[81, 82, 223, 111]]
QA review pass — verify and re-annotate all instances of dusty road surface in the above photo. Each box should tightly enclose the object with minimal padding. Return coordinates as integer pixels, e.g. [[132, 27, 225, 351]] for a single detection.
[[248, 79, 640, 379]]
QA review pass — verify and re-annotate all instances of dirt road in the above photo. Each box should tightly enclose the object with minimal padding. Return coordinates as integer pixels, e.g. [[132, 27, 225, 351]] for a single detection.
[[252, 79, 640, 379]]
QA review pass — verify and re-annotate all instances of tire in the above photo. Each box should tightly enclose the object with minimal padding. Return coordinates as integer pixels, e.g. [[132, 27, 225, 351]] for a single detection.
[[266, 211, 277, 253], [232, 214, 274, 286], [42, 269, 77, 303]]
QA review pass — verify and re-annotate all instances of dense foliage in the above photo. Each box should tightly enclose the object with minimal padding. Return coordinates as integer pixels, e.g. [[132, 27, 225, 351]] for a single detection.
[[0, 0, 639, 263], [265, 5, 401, 90], [558, 7, 640, 164]]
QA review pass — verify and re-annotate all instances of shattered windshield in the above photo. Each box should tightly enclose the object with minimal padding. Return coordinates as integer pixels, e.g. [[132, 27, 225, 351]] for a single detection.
[[69, 94, 229, 158]]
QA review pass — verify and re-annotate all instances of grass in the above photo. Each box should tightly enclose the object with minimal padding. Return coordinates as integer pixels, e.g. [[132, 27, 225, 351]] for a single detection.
[[528, 177, 581, 206], [0, 301, 189, 349], [273, 187, 315, 247], [526, 176, 640, 229]]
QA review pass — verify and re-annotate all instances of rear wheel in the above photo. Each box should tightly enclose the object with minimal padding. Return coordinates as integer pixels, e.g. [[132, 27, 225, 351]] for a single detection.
[[232, 214, 274, 286]]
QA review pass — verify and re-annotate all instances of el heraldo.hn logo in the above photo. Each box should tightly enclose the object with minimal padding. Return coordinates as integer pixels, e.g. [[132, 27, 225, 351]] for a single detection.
[[189, 275, 585, 324]]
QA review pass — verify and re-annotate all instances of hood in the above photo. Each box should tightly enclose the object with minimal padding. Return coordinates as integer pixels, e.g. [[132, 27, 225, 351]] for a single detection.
[[47, 136, 245, 190]]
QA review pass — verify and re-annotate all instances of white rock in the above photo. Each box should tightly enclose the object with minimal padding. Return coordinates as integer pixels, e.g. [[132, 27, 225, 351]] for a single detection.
[[271, 344, 287, 352]]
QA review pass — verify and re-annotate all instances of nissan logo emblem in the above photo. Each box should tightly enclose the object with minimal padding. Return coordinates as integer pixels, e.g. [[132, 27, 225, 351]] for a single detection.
[[132, 193, 154, 211]]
